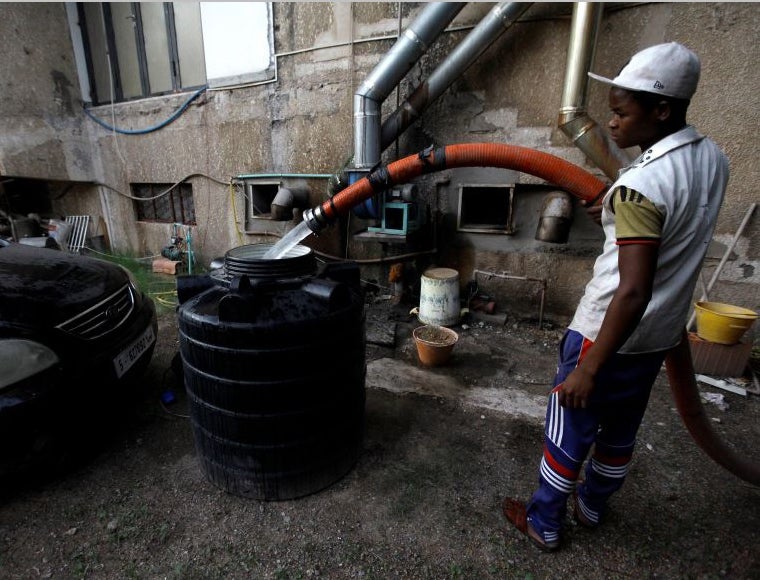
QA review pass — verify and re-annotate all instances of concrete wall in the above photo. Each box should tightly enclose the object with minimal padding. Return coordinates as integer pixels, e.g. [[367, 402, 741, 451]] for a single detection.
[[0, 2, 756, 325], [0, 3, 91, 180]]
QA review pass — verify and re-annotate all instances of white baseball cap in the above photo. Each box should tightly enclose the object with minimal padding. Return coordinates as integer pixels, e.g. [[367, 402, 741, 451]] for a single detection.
[[588, 42, 701, 100]]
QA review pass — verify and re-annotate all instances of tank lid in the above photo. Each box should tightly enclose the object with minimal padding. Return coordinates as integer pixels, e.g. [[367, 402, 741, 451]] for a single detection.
[[214, 243, 316, 283]]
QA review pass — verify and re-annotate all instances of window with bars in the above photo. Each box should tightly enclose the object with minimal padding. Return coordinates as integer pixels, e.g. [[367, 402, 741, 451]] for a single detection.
[[132, 183, 196, 225], [72, 2, 274, 105]]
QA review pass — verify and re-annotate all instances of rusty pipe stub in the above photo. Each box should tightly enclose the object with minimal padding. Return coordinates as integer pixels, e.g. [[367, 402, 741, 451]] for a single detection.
[[535, 190, 574, 244]]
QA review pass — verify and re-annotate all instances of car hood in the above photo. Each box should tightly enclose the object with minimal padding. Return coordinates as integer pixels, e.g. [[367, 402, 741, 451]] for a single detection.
[[0, 244, 129, 332]]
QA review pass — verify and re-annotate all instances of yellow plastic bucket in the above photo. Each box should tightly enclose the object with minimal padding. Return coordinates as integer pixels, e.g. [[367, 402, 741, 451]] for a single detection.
[[694, 301, 758, 345]]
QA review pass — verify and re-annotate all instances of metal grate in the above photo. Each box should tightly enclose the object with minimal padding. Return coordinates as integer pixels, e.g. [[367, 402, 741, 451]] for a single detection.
[[65, 215, 90, 254], [55, 284, 135, 339]]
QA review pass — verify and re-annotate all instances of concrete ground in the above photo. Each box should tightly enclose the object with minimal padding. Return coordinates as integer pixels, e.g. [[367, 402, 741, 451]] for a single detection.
[[1, 300, 759, 579]]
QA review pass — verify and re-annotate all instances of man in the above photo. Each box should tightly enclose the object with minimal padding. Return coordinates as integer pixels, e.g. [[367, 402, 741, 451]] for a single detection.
[[503, 42, 729, 551]]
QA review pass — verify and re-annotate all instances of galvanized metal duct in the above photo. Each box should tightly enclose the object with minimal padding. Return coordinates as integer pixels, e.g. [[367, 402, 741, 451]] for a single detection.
[[381, 2, 532, 150], [353, 2, 465, 170], [557, 2, 630, 181]]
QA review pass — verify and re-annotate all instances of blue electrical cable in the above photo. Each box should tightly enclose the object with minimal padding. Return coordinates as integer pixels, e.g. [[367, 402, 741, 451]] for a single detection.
[[82, 86, 208, 135]]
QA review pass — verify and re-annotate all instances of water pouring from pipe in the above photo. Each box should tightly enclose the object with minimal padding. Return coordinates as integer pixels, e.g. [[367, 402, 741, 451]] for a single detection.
[[262, 220, 313, 259]]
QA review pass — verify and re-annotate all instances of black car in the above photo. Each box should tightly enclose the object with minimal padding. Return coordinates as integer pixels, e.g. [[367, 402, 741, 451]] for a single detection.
[[0, 238, 157, 476]]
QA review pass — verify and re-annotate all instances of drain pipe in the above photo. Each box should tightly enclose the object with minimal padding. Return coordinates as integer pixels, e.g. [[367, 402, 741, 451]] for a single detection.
[[557, 2, 630, 182], [353, 3, 465, 172], [381, 2, 532, 150]]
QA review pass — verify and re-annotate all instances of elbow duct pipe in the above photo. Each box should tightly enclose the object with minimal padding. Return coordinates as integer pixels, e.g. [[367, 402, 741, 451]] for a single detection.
[[303, 141, 760, 486], [557, 2, 631, 180], [353, 2, 465, 169], [381, 2, 532, 150], [270, 185, 311, 221], [557, 111, 630, 182], [535, 190, 574, 243]]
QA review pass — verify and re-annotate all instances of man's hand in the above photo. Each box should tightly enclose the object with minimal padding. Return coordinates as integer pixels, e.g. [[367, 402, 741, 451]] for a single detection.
[[558, 366, 596, 409], [580, 199, 603, 225], [557, 243, 658, 411]]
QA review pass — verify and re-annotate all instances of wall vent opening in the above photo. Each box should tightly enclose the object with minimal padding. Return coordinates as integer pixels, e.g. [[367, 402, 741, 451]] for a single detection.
[[457, 184, 514, 234], [243, 181, 280, 228]]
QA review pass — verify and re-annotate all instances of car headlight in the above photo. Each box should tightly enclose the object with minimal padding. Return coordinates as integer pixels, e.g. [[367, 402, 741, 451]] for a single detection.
[[0, 339, 60, 390]]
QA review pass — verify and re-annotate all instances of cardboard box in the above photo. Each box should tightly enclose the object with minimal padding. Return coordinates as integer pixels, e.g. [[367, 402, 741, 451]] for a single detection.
[[688, 332, 751, 377]]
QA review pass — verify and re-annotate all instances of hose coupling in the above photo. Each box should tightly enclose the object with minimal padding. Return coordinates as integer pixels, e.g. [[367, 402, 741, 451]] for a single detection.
[[303, 206, 330, 234]]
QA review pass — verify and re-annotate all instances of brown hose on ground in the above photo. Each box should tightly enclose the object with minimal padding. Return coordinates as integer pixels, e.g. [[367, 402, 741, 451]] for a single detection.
[[313, 141, 760, 487], [666, 331, 760, 485]]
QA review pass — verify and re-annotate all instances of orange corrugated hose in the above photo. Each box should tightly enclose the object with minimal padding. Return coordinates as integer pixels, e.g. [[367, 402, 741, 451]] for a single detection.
[[320, 143, 607, 222], [666, 332, 760, 484], [318, 142, 760, 487]]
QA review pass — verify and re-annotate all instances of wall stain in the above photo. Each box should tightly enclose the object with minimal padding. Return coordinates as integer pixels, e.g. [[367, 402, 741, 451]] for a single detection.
[[50, 70, 75, 115]]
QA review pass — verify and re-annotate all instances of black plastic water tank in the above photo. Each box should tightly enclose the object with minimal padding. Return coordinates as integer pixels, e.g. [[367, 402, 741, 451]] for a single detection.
[[177, 243, 365, 500]]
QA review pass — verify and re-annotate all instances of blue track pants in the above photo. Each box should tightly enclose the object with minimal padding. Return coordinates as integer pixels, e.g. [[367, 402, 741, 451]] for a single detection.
[[526, 329, 667, 543]]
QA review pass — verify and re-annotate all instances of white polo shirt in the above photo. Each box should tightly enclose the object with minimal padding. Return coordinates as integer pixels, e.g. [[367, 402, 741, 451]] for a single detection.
[[569, 125, 729, 353]]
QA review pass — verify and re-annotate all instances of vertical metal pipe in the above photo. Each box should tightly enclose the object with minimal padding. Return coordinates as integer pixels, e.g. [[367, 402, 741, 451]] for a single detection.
[[381, 2, 532, 150], [353, 2, 465, 169], [559, 2, 600, 113], [557, 2, 630, 181]]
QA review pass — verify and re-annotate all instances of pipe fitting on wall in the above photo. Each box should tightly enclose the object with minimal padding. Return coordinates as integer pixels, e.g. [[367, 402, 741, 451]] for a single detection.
[[352, 2, 464, 169], [353, 97, 383, 170], [557, 3, 630, 183], [271, 185, 311, 221], [381, 2, 532, 149], [558, 107, 630, 182], [535, 190, 574, 244]]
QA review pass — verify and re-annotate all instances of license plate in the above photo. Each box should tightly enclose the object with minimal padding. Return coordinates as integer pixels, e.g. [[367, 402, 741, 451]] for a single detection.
[[114, 325, 155, 378]]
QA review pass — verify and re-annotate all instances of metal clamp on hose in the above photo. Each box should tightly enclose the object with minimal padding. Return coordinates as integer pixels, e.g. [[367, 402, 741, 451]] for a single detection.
[[303, 206, 330, 234]]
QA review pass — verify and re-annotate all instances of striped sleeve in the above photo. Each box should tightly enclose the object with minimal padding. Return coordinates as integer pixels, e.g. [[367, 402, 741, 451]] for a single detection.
[[610, 186, 664, 246]]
